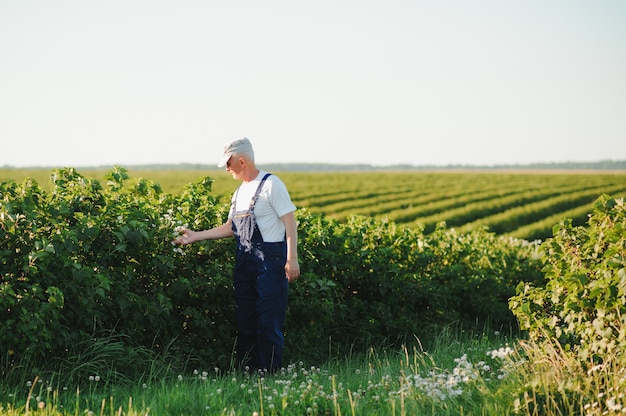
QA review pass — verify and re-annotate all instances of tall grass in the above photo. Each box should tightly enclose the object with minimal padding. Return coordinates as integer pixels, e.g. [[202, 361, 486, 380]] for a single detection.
[[505, 336, 626, 415], [1, 326, 519, 415], [3, 329, 625, 415]]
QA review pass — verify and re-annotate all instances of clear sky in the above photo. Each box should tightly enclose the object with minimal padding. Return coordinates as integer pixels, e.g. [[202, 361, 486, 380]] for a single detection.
[[1, 0, 625, 168]]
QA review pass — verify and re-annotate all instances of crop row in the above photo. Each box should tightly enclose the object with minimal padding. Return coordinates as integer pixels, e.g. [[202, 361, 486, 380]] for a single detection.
[[1, 169, 625, 241], [412, 183, 624, 232], [279, 172, 626, 240]]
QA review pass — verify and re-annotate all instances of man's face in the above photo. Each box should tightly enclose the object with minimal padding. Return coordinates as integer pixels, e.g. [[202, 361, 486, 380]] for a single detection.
[[225, 155, 243, 179]]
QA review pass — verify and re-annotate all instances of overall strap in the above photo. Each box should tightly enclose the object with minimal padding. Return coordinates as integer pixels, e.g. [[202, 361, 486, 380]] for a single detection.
[[231, 173, 273, 212], [249, 173, 272, 211]]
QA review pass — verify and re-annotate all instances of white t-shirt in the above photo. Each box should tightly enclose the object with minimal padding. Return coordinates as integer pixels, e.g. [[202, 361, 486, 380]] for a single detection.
[[228, 171, 296, 243]]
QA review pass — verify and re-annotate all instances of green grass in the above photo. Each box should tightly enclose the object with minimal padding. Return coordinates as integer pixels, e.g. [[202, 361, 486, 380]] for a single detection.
[[2, 324, 624, 415], [1, 327, 520, 415]]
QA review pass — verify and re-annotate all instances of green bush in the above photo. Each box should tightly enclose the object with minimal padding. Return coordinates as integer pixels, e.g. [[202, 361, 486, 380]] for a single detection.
[[1, 168, 543, 371], [290, 212, 544, 360], [510, 194, 626, 365], [0, 167, 235, 368]]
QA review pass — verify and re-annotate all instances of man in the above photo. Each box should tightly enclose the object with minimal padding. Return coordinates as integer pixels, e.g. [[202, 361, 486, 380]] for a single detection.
[[173, 137, 300, 373]]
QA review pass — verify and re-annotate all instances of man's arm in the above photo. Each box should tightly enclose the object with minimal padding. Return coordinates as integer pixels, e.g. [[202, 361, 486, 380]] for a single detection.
[[173, 219, 234, 245], [281, 211, 300, 282]]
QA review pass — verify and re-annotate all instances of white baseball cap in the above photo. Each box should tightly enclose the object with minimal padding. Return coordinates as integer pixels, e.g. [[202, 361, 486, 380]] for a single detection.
[[217, 137, 255, 167]]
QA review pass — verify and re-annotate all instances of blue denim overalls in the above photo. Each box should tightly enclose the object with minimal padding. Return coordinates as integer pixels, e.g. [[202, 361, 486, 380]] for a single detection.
[[231, 173, 288, 372]]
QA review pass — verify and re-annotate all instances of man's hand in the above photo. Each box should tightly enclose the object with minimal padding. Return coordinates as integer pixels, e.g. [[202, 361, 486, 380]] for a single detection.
[[172, 228, 194, 245], [285, 258, 300, 283]]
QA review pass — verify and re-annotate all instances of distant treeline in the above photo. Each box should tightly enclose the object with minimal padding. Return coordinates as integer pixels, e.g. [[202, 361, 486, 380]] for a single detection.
[[261, 160, 626, 172], [2, 160, 626, 172]]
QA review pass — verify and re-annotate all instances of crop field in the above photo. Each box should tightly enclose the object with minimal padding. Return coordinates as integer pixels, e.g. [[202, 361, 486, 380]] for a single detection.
[[2, 168, 625, 241], [2, 167, 626, 414]]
